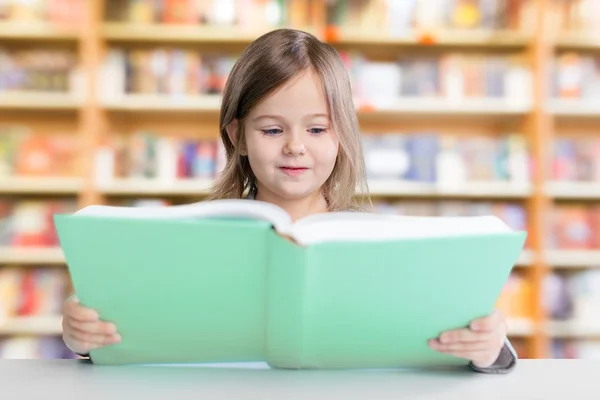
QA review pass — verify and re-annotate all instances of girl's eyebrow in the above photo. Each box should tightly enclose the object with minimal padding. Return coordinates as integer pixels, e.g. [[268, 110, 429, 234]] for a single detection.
[[251, 113, 329, 122], [251, 114, 283, 122]]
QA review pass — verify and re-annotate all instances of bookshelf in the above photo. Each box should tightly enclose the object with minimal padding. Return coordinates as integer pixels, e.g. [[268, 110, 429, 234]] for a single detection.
[[0, 92, 81, 110], [0, 177, 83, 194], [545, 250, 600, 268], [102, 22, 322, 44], [1, 0, 600, 360], [0, 21, 80, 41], [0, 247, 65, 265], [103, 94, 222, 112], [324, 27, 532, 47], [0, 316, 63, 336]]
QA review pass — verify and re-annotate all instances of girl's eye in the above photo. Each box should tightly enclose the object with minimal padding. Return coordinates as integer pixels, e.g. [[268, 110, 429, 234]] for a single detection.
[[308, 128, 327, 135], [262, 129, 282, 136]]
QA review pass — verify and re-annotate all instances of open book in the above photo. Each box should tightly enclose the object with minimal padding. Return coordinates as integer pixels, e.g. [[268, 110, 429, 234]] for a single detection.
[[74, 199, 514, 246], [55, 199, 526, 368]]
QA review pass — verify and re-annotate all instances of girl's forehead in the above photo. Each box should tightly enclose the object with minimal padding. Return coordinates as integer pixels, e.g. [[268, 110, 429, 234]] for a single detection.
[[250, 72, 329, 112]]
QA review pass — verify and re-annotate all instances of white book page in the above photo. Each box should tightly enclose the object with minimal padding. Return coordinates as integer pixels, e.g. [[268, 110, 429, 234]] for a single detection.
[[74, 199, 293, 233], [290, 213, 512, 246]]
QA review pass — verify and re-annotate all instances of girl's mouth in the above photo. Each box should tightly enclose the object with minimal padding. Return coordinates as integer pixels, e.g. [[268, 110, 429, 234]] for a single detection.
[[279, 167, 308, 176]]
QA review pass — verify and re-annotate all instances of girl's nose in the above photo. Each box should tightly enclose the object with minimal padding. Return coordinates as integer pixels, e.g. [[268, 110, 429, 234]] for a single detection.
[[283, 135, 306, 156]]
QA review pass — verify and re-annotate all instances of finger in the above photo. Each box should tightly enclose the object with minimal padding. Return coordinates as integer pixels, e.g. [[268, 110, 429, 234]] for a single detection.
[[470, 309, 503, 332], [429, 339, 493, 353], [67, 318, 117, 336], [431, 347, 495, 364], [64, 300, 100, 322], [69, 327, 121, 347], [438, 328, 495, 344], [65, 331, 116, 353]]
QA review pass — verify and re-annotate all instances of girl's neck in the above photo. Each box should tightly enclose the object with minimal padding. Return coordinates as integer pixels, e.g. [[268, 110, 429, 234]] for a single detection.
[[254, 186, 328, 221]]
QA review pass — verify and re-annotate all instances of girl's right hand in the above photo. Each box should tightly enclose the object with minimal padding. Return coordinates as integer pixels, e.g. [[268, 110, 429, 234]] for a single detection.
[[62, 295, 121, 355]]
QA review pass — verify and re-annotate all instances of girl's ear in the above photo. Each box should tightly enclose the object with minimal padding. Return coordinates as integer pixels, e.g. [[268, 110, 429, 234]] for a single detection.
[[225, 119, 247, 155]]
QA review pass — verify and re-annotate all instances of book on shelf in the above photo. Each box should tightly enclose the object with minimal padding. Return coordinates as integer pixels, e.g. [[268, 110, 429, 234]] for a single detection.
[[94, 129, 532, 193], [0, 199, 77, 247], [0, 125, 81, 180], [552, 339, 600, 360], [496, 270, 534, 321], [99, 47, 236, 102], [0, 0, 84, 27], [326, 0, 535, 33], [94, 131, 225, 184], [0, 48, 81, 95], [341, 52, 532, 109], [103, 0, 322, 31], [544, 269, 600, 330], [100, 46, 533, 109], [552, 52, 600, 102], [0, 337, 77, 360], [554, 0, 600, 34], [550, 205, 600, 250], [552, 136, 600, 183], [54, 198, 526, 366], [362, 132, 530, 186], [542, 265, 600, 359], [0, 266, 69, 325], [566, 269, 600, 323]]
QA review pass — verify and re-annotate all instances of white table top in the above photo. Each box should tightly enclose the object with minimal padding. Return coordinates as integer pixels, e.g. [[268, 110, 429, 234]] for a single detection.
[[0, 359, 598, 400]]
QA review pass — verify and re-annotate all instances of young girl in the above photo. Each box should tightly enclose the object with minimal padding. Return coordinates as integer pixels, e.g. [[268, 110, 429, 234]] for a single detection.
[[62, 28, 516, 374]]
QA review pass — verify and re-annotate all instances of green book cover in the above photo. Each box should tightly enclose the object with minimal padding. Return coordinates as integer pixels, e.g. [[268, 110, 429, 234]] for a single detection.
[[54, 199, 526, 368]]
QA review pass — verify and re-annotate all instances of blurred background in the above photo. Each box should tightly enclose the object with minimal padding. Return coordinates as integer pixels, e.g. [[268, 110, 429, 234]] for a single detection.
[[0, 0, 599, 361]]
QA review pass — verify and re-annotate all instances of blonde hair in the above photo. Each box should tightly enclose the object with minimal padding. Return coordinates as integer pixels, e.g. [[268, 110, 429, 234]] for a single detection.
[[208, 28, 369, 211]]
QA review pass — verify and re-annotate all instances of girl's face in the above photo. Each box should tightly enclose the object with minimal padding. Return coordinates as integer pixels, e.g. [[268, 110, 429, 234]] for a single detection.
[[243, 69, 339, 203]]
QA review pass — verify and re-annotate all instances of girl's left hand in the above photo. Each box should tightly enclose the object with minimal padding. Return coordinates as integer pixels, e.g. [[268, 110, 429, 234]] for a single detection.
[[428, 309, 507, 369]]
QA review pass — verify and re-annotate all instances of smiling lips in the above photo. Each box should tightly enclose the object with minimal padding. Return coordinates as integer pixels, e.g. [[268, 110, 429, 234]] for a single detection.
[[279, 166, 308, 176]]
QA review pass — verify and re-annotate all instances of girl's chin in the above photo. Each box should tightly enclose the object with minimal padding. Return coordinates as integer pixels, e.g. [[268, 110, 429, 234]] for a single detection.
[[265, 186, 323, 201]]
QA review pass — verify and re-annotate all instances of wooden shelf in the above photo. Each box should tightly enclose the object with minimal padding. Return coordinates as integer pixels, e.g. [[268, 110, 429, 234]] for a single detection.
[[102, 95, 530, 117], [548, 100, 600, 118], [0, 22, 80, 41], [555, 31, 600, 50], [507, 319, 600, 338], [0, 92, 81, 110], [545, 250, 600, 268], [103, 23, 531, 48], [507, 318, 535, 337], [103, 94, 221, 112], [102, 23, 319, 43], [0, 177, 83, 195], [0, 316, 62, 336], [481, 318, 600, 338], [98, 178, 214, 196], [517, 251, 534, 266], [547, 320, 600, 338], [358, 98, 531, 120], [546, 182, 600, 200], [0, 247, 65, 265], [98, 179, 530, 198], [367, 180, 531, 198], [328, 27, 531, 47]]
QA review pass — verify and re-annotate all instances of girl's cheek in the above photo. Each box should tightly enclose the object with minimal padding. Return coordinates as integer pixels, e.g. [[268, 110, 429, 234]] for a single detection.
[[314, 147, 338, 168], [322, 138, 339, 160], [314, 133, 338, 154]]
